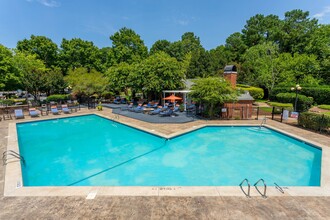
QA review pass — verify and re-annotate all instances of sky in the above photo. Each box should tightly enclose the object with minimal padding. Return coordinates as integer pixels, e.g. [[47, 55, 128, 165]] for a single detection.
[[0, 0, 330, 50]]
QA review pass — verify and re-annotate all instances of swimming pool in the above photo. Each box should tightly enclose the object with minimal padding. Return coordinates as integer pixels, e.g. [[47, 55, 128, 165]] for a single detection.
[[17, 114, 321, 187]]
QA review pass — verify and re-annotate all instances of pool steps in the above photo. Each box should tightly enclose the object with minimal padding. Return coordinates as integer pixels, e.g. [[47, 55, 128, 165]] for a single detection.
[[2, 150, 25, 166]]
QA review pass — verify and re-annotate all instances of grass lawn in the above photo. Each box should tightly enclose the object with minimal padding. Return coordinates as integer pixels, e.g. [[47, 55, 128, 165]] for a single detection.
[[318, 105, 330, 110], [268, 102, 293, 108], [259, 107, 273, 112]]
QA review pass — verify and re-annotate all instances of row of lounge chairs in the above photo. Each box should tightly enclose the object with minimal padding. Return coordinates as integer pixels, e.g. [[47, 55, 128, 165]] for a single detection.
[[122, 104, 179, 117], [13, 105, 73, 119]]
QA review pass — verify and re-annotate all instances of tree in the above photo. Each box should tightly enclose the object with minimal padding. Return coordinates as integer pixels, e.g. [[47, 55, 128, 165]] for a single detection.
[[65, 68, 108, 97], [105, 62, 134, 95], [209, 46, 232, 76], [13, 52, 47, 101], [276, 53, 320, 85], [242, 14, 282, 47], [305, 24, 330, 84], [280, 10, 318, 54], [16, 35, 58, 68], [150, 40, 171, 55], [181, 32, 202, 54], [43, 67, 66, 95], [59, 38, 102, 73], [110, 27, 148, 64], [225, 32, 247, 62], [189, 77, 238, 118], [0, 45, 20, 90], [242, 42, 280, 97], [186, 48, 211, 78], [134, 52, 185, 99]]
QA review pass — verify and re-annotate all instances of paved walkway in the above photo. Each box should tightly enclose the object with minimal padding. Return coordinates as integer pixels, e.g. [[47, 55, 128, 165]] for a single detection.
[[1, 108, 330, 219]]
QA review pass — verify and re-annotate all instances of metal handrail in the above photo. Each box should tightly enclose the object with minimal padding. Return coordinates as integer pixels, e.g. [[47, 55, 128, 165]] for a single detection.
[[254, 178, 267, 198], [239, 178, 251, 198], [259, 117, 267, 129], [2, 150, 25, 166], [274, 182, 284, 194]]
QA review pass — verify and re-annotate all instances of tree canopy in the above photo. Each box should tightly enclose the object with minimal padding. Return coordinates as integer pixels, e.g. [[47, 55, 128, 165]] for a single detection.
[[0, 8, 329, 103]]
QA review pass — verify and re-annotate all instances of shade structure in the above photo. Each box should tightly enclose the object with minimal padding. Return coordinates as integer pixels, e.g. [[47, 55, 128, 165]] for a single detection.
[[163, 94, 182, 103]]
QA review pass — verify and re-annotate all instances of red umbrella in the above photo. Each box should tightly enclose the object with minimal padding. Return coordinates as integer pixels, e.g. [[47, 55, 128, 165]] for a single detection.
[[163, 94, 182, 103]]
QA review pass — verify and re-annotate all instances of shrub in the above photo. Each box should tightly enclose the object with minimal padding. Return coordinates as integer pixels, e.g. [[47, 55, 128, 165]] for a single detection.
[[271, 86, 330, 104], [298, 112, 330, 132], [276, 93, 313, 112], [0, 99, 15, 106], [237, 84, 264, 100], [46, 94, 71, 102]]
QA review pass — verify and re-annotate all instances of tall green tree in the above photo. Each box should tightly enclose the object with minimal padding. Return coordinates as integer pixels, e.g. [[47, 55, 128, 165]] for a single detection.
[[305, 24, 330, 84], [225, 32, 247, 62], [280, 9, 318, 54], [43, 67, 66, 95], [209, 46, 231, 76], [186, 48, 211, 78], [59, 38, 102, 73], [65, 67, 108, 97], [189, 77, 238, 118], [242, 14, 282, 47], [0, 45, 20, 90], [134, 52, 185, 99], [242, 42, 280, 97], [110, 27, 148, 64], [150, 40, 171, 55], [105, 62, 134, 95], [276, 53, 320, 85], [16, 35, 58, 68], [13, 52, 47, 100]]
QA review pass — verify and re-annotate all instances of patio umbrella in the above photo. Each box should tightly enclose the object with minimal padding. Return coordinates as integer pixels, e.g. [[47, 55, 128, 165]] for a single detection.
[[163, 94, 182, 103]]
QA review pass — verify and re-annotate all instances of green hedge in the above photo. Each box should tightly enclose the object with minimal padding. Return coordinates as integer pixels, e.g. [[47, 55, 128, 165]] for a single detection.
[[46, 94, 71, 102], [276, 93, 313, 112], [298, 112, 330, 132], [271, 86, 330, 104], [0, 99, 28, 106], [237, 84, 264, 100]]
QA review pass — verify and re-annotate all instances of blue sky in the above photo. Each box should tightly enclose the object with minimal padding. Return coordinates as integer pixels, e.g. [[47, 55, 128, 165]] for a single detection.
[[1, 0, 330, 50]]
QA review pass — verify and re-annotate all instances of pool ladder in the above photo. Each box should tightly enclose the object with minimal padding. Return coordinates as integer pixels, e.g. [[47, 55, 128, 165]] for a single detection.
[[259, 117, 267, 129], [239, 178, 267, 198], [2, 150, 25, 166], [111, 115, 119, 127]]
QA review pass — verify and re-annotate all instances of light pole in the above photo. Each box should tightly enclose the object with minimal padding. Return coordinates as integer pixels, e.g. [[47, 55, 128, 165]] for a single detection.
[[291, 84, 302, 112]]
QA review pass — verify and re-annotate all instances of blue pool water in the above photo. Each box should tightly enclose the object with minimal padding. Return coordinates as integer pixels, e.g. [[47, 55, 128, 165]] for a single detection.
[[17, 115, 321, 187]]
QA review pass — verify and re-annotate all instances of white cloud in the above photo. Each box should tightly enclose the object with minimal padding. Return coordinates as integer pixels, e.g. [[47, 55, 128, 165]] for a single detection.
[[174, 16, 197, 26], [84, 23, 117, 37], [26, 0, 61, 8], [313, 6, 330, 20]]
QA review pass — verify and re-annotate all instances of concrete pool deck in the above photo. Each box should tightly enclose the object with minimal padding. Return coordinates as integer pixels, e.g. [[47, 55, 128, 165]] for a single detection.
[[1, 107, 330, 219]]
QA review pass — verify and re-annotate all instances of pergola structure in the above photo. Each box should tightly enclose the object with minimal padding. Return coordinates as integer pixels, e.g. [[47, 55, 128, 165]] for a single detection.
[[162, 90, 191, 111]]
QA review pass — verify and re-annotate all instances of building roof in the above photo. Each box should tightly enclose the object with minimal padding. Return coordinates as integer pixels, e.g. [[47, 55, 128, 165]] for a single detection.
[[238, 91, 254, 101]]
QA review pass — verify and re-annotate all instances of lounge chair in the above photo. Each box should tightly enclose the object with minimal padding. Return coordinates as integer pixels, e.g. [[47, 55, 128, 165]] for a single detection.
[[133, 105, 145, 113], [51, 106, 59, 115], [14, 109, 24, 119], [121, 103, 133, 111], [62, 105, 70, 114], [113, 97, 121, 104], [173, 105, 180, 112], [29, 108, 40, 117], [120, 98, 127, 104], [159, 109, 174, 117], [150, 108, 162, 115]]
